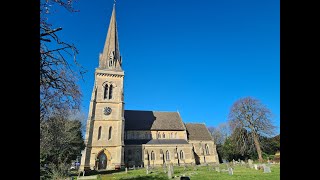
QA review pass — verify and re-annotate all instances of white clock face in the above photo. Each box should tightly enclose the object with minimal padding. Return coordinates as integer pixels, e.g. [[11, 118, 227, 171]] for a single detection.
[[104, 107, 112, 115]]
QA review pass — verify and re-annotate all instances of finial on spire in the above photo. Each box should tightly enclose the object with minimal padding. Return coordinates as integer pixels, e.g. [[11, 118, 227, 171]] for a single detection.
[[114, 0, 116, 5]]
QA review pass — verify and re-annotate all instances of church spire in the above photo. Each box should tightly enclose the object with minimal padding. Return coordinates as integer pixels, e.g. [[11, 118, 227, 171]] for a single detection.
[[99, 3, 122, 70]]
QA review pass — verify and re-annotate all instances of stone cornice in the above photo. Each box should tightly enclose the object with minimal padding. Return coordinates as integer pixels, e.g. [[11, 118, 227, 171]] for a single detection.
[[95, 68, 124, 78]]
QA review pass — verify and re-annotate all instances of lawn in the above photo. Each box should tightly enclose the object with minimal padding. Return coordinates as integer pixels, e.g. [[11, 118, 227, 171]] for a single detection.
[[72, 164, 280, 180]]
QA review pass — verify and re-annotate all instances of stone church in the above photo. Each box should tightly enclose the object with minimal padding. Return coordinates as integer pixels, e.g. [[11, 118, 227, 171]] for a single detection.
[[80, 4, 219, 171]]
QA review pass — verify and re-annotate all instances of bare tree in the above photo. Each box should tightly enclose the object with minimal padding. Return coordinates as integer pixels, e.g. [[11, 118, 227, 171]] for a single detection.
[[40, 0, 86, 121], [228, 97, 275, 162], [208, 123, 230, 145]]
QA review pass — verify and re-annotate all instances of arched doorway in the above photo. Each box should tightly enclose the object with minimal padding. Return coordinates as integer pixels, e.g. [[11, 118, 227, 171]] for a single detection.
[[97, 152, 107, 170]]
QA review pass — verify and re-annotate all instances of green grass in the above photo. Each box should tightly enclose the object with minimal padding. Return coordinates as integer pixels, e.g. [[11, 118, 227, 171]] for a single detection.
[[72, 164, 280, 180]]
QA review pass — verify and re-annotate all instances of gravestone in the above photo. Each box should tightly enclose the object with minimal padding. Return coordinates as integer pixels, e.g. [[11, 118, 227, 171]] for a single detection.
[[248, 159, 253, 169], [125, 167, 128, 173], [167, 166, 173, 179], [146, 166, 149, 174], [171, 164, 174, 174], [215, 166, 220, 172], [232, 159, 236, 165], [228, 167, 233, 175], [163, 164, 167, 173], [254, 164, 258, 170], [263, 165, 271, 173]]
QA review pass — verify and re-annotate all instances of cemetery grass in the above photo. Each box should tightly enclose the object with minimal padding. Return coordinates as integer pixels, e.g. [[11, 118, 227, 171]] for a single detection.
[[73, 164, 280, 180]]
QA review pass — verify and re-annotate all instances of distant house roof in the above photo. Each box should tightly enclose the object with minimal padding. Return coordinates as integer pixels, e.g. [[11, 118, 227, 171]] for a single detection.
[[185, 123, 213, 141], [124, 139, 189, 145], [124, 110, 186, 131]]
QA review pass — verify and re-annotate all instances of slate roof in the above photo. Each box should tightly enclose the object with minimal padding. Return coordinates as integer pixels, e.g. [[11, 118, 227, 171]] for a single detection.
[[185, 123, 213, 141], [124, 139, 189, 145], [124, 110, 186, 131], [146, 139, 189, 145]]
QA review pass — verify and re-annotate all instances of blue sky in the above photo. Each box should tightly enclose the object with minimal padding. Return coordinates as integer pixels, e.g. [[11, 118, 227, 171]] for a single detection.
[[47, 0, 280, 134]]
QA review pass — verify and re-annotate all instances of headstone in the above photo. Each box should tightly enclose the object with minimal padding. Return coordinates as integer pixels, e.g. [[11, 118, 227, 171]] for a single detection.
[[133, 165, 135, 170], [228, 167, 233, 175], [215, 166, 220, 172], [262, 164, 271, 173], [241, 160, 245, 165], [171, 164, 174, 174], [263, 166, 271, 173], [232, 159, 236, 165], [163, 164, 167, 173], [146, 166, 149, 174], [167, 166, 172, 179], [254, 164, 258, 170], [125, 167, 128, 173]]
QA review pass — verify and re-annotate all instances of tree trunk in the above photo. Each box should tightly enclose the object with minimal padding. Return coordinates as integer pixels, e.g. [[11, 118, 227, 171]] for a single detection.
[[253, 133, 263, 162]]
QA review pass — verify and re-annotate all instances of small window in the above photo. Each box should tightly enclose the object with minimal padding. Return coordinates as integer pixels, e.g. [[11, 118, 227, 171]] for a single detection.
[[205, 144, 210, 155], [104, 84, 108, 99], [108, 126, 112, 140], [162, 133, 165, 139], [166, 150, 170, 161], [180, 150, 184, 160], [157, 133, 161, 139], [109, 84, 113, 99], [175, 132, 177, 139], [98, 126, 102, 140], [151, 151, 155, 160]]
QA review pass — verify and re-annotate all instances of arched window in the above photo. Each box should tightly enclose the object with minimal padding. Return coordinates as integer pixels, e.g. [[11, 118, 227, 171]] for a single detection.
[[205, 144, 210, 155], [104, 84, 108, 99], [109, 84, 113, 99], [170, 133, 173, 139], [175, 132, 177, 139], [151, 151, 155, 160], [157, 133, 161, 139], [98, 126, 102, 140], [162, 133, 165, 139], [180, 150, 184, 160], [108, 126, 112, 140], [166, 150, 170, 161]]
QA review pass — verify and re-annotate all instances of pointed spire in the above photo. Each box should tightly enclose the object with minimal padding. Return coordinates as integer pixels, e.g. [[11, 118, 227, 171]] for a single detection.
[[99, 4, 122, 70]]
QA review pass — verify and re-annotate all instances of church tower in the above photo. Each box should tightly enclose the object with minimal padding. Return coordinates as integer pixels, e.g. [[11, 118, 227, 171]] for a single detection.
[[80, 4, 125, 171]]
